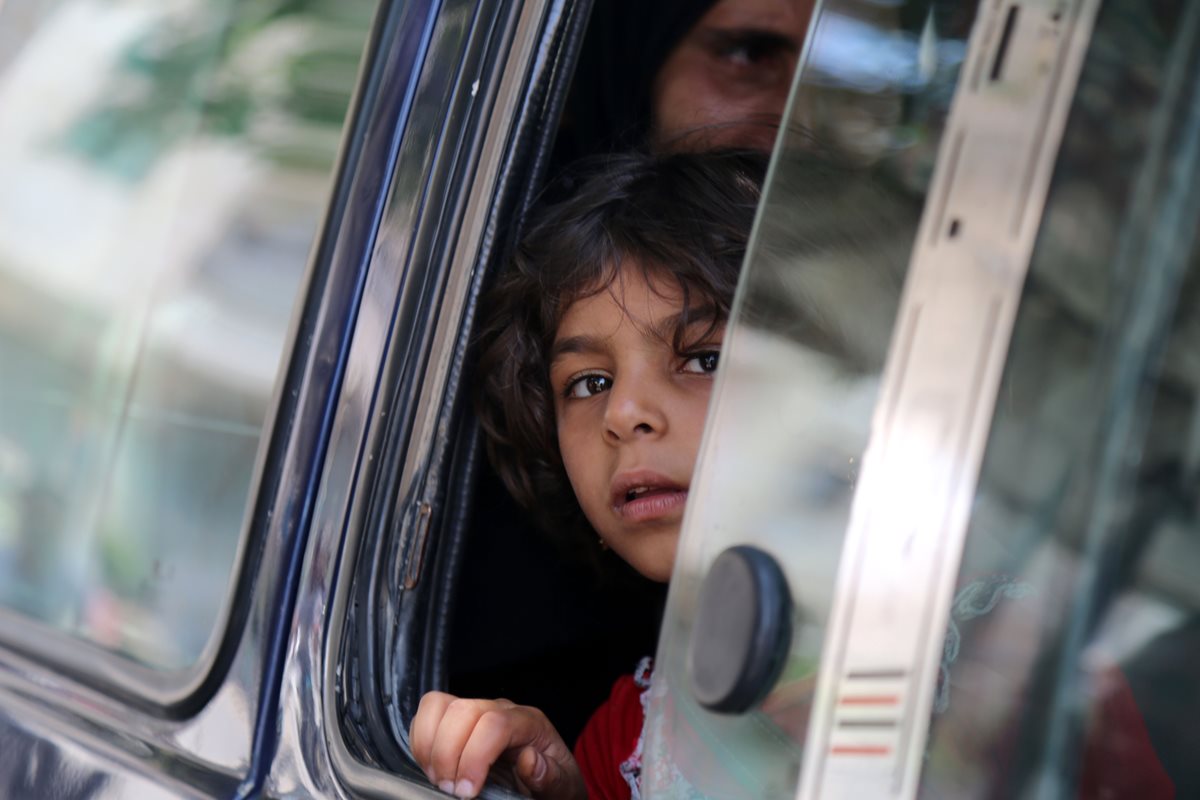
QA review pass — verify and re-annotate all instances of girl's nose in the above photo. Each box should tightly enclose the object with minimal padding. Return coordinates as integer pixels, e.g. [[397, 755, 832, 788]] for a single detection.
[[603, 377, 669, 442]]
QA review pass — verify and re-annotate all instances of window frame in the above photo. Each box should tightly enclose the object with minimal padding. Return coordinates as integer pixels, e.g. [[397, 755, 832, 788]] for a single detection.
[[264, 0, 593, 794]]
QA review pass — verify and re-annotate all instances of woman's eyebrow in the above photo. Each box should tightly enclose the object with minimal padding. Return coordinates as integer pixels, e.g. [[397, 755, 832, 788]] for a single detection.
[[698, 27, 801, 55]]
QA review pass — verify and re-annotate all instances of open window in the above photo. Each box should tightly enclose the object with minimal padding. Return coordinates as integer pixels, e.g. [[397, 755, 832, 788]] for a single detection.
[[322, 0, 807, 795]]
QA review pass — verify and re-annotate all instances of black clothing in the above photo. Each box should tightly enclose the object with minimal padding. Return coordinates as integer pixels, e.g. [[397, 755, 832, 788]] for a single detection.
[[559, 0, 718, 161]]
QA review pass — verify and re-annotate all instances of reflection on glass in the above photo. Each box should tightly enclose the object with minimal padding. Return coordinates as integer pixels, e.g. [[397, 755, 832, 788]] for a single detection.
[[0, 0, 376, 670], [922, 1, 1200, 797], [646, 0, 1200, 797], [642, 2, 975, 798]]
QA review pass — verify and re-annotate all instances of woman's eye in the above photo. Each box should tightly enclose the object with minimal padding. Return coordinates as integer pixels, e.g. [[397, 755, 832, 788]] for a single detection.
[[712, 32, 794, 71], [722, 41, 761, 67], [682, 351, 720, 375], [566, 374, 613, 398]]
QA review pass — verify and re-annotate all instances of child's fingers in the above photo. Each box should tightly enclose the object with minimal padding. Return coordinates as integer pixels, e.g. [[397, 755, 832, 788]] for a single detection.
[[428, 698, 515, 794], [410, 691, 455, 781], [452, 707, 542, 797], [463, 708, 583, 800], [411, 695, 581, 799], [513, 738, 585, 800], [514, 746, 550, 790]]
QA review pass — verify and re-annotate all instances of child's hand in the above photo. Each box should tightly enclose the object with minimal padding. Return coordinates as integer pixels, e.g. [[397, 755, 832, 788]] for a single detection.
[[410, 692, 586, 800]]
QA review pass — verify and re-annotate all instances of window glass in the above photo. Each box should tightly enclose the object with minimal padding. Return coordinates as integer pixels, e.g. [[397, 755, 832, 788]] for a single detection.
[[645, 0, 1200, 798], [921, 1, 1200, 795], [641, 2, 971, 797], [0, 0, 376, 671]]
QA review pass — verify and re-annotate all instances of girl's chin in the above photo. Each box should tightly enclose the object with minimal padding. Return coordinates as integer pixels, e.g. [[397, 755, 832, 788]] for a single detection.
[[608, 531, 680, 584], [640, 564, 674, 584]]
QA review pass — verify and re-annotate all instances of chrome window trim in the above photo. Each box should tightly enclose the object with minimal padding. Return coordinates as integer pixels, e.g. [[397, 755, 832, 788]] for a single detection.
[[260, 0, 571, 795], [325, 0, 556, 789]]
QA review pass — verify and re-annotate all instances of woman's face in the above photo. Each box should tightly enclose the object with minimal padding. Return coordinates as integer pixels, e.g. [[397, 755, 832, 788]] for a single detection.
[[652, 0, 815, 152]]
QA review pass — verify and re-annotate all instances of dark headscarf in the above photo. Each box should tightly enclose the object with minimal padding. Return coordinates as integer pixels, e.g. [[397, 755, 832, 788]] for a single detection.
[[558, 0, 719, 161]]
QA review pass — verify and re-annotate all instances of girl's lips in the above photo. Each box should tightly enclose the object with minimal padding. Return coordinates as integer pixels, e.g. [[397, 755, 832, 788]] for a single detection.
[[610, 470, 688, 523], [617, 487, 689, 523]]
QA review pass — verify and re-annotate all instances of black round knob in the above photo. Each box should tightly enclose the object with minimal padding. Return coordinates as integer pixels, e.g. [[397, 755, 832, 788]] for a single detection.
[[687, 545, 794, 714]]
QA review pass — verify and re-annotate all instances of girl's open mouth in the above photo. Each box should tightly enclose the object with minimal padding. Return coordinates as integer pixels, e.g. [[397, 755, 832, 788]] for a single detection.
[[611, 471, 689, 523], [619, 487, 689, 523]]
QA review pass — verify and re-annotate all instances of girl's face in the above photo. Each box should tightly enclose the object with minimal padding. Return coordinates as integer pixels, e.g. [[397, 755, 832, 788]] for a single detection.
[[652, 0, 815, 152], [549, 265, 724, 582]]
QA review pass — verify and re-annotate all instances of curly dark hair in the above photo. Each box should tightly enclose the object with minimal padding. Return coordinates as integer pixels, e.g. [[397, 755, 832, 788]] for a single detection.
[[475, 149, 766, 555]]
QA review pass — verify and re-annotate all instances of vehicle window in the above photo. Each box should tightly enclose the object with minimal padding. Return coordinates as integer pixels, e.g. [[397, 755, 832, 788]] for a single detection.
[[646, 0, 1200, 798], [445, 0, 827, 754], [639, 1, 963, 796], [0, 0, 376, 671]]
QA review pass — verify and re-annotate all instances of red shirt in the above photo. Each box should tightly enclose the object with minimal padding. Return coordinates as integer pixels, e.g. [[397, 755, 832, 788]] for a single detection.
[[574, 662, 651, 800]]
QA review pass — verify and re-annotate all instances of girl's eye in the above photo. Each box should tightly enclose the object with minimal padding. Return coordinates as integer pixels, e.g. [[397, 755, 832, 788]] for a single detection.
[[566, 373, 613, 399], [681, 351, 720, 375]]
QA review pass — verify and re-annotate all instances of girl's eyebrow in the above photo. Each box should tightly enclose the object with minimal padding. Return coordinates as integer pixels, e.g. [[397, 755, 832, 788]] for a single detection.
[[649, 306, 722, 343], [550, 306, 723, 363], [549, 334, 605, 363]]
